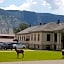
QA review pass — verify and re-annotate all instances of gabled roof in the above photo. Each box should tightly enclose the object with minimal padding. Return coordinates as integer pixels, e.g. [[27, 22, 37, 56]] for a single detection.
[[30, 22, 60, 32], [53, 23, 64, 31], [17, 22, 64, 34], [17, 26, 38, 34]]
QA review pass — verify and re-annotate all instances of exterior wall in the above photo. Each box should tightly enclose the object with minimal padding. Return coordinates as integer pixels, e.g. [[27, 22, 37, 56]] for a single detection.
[[16, 32, 62, 50], [41, 32, 54, 50], [0, 38, 14, 42], [50, 32, 62, 50], [0, 34, 15, 42], [42, 32, 53, 44], [29, 32, 56, 50], [29, 32, 43, 49], [56, 32, 61, 50], [16, 34, 30, 47]]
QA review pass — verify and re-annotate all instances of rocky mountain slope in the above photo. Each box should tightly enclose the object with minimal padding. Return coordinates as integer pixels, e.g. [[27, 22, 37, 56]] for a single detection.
[[0, 9, 64, 34]]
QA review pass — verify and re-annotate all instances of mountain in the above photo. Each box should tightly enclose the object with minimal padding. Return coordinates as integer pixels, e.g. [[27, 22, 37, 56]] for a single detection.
[[0, 9, 64, 34]]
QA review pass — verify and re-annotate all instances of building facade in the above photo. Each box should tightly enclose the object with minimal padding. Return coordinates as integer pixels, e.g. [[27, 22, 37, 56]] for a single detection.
[[0, 34, 15, 42], [16, 22, 64, 50]]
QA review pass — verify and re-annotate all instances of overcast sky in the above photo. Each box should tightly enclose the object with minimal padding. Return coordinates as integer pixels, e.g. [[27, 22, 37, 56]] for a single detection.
[[0, 0, 64, 15]]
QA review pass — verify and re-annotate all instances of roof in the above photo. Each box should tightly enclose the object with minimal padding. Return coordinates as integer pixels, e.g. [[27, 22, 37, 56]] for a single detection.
[[0, 34, 15, 36], [30, 22, 64, 32], [53, 23, 64, 31], [17, 22, 64, 34], [17, 26, 38, 34], [30, 22, 60, 32]]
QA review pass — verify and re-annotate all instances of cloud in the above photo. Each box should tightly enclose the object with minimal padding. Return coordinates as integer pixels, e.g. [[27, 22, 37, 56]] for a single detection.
[[0, 0, 4, 3], [1, 0, 38, 11], [51, 0, 64, 15], [32, 1, 38, 5], [55, 0, 64, 8], [19, 0, 32, 10], [2, 4, 19, 10], [1, 0, 64, 15], [41, 0, 51, 9]]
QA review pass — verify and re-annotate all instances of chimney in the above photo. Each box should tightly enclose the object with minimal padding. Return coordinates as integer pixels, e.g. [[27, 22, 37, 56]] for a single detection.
[[40, 23, 42, 25], [57, 20, 60, 24]]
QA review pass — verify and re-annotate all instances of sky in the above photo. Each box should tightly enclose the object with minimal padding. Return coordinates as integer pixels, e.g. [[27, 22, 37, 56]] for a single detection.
[[0, 0, 64, 15]]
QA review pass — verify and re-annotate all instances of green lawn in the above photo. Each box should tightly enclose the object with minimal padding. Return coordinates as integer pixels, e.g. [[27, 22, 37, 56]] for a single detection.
[[0, 50, 63, 62]]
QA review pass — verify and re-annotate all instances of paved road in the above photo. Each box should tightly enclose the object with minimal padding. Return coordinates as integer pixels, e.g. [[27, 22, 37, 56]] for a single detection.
[[0, 60, 64, 64]]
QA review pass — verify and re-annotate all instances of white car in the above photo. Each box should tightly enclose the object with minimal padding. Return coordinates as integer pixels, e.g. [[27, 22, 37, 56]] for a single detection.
[[13, 43, 26, 49]]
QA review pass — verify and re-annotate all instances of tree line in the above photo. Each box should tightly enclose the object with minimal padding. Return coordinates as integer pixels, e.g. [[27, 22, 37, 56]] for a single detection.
[[13, 23, 29, 34]]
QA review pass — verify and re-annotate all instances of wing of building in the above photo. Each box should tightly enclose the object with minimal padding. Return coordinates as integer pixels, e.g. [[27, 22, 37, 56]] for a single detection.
[[0, 34, 15, 42], [16, 22, 64, 50]]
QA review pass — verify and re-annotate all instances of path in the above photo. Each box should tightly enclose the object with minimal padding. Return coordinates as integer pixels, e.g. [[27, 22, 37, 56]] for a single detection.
[[0, 60, 64, 64]]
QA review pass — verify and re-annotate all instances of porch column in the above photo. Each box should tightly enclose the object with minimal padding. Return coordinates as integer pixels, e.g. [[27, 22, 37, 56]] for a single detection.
[[51, 33, 54, 50], [40, 32, 43, 49], [56, 33, 61, 50]]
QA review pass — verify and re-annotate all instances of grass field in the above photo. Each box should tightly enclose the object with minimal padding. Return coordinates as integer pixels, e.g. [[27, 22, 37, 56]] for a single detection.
[[0, 50, 63, 62]]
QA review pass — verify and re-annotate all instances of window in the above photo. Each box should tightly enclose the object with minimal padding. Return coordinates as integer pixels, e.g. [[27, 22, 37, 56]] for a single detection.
[[20, 36, 21, 41], [31, 34, 33, 41], [38, 45, 39, 48], [0, 36, 14, 39], [22, 36, 23, 41], [54, 33, 57, 42], [47, 34, 50, 41], [24, 36, 25, 41], [38, 34, 40, 41], [26, 36, 30, 41], [46, 45, 50, 50], [18, 36, 19, 40], [34, 34, 36, 41]]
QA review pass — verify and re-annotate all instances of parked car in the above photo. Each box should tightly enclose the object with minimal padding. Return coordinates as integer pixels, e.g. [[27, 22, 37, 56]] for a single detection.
[[0, 42, 4, 49], [0, 42, 26, 50], [0, 42, 8, 50], [5, 43, 13, 50], [13, 43, 26, 49]]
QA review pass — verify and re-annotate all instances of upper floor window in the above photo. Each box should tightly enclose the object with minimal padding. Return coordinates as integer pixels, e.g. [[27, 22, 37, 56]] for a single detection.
[[31, 34, 33, 41], [34, 34, 36, 41], [18, 36, 19, 40], [38, 33, 40, 41], [54, 33, 57, 42], [24, 36, 25, 41], [22, 36, 23, 41], [47, 34, 50, 41], [20, 36, 21, 41]]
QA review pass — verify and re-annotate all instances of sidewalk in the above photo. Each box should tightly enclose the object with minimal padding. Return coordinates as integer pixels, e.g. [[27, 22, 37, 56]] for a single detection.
[[0, 60, 64, 64]]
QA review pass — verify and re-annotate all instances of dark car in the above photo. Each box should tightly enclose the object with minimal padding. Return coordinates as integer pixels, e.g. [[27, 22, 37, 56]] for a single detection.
[[0, 42, 4, 49], [0, 42, 8, 50], [0, 42, 26, 50], [4, 42, 20, 50], [5, 43, 13, 50]]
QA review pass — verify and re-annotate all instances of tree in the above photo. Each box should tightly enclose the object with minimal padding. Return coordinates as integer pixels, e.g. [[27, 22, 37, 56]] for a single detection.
[[13, 23, 29, 33]]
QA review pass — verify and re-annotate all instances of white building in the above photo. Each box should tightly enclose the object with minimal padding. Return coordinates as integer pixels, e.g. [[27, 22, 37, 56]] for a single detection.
[[16, 22, 64, 50]]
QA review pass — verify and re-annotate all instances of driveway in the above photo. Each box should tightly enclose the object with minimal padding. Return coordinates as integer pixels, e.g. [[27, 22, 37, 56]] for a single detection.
[[0, 60, 64, 64]]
